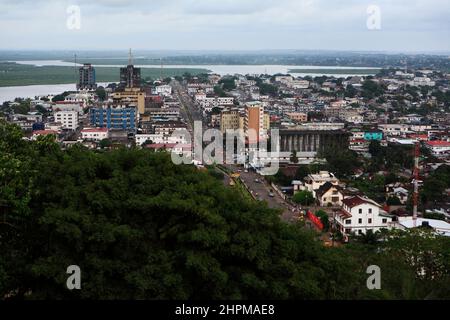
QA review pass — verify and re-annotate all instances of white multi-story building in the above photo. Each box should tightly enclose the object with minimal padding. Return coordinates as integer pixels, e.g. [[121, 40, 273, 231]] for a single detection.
[[409, 77, 436, 87], [289, 80, 310, 89], [54, 110, 78, 130], [64, 92, 94, 108], [196, 96, 234, 109], [304, 171, 340, 197], [153, 84, 172, 97], [135, 133, 188, 146], [378, 124, 410, 136], [187, 84, 214, 95], [52, 102, 84, 115], [81, 128, 109, 141], [274, 75, 293, 84], [425, 140, 450, 156], [335, 196, 393, 236]]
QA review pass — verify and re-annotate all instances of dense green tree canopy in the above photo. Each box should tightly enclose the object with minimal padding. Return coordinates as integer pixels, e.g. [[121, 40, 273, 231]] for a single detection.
[[292, 190, 314, 206], [1, 121, 449, 300]]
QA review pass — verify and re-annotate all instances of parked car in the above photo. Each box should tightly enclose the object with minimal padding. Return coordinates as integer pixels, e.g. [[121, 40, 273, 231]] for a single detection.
[[268, 192, 275, 197]]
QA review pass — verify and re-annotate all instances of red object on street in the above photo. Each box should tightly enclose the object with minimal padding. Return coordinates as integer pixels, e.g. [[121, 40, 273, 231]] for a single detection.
[[307, 210, 324, 230]]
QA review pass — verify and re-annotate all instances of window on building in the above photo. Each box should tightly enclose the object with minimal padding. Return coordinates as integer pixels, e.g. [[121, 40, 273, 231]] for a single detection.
[[382, 218, 387, 224], [345, 220, 351, 225], [368, 218, 372, 224], [358, 208, 362, 214], [368, 208, 372, 214], [358, 230, 363, 235], [358, 218, 362, 224]]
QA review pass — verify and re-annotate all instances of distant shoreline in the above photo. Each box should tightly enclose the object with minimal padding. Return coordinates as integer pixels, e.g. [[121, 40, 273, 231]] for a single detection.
[[0, 62, 210, 87], [288, 68, 379, 75]]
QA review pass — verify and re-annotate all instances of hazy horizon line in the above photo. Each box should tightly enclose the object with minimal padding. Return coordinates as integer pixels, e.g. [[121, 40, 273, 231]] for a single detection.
[[1, 49, 450, 56]]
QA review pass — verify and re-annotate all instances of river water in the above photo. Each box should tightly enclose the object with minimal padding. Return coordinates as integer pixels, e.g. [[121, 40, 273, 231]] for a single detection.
[[0, 83, 110, 104]]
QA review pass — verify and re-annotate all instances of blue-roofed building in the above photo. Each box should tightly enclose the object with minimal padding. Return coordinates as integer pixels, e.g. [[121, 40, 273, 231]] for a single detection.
[[90, 106, 136, 131], [364, 130, 383, 141]]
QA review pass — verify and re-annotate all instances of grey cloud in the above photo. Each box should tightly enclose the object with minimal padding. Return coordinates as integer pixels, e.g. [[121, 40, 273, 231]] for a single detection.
[[0, 0, 449, 51]]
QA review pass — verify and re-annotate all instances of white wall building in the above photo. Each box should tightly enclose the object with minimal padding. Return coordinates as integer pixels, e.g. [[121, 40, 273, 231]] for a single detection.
[[153, 84, 172, 97], [54, 110, 78, 130], [425, 140, 450, 156], [335, 196, 393, 236], [81, 128, 109, 141], [135, 133, 188, 146], [395, 217, 450, 237], [64, 92, 94, 107], [304, 171, 339, 196], [289, 80, 310, 89], [409, 77, 436, 87], [52, 102, 84, 115], [378, 124, 411, 136]]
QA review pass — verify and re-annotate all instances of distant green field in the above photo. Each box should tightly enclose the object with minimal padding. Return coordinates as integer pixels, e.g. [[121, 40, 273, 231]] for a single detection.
[[62, 58, 166, 66], [288, 68, 379, 75], [0, 62, 210, 87]]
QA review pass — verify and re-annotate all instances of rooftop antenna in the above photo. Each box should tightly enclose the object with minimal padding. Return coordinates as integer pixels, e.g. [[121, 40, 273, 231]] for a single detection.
[[128, 48, 133, 66], [128, 48, 134, 88]]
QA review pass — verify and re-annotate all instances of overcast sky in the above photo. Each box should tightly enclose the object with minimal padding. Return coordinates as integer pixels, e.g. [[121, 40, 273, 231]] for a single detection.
[[1, 0, 449, 52]]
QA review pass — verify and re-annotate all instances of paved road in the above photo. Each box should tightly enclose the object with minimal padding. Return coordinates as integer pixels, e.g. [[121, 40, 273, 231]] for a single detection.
[[224, 164, 300, 223], [171, 81, 302, 225], [171, 80, 203, 133]]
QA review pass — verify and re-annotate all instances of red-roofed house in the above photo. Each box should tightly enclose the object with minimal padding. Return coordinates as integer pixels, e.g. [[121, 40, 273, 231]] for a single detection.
[[335, 196, 393, 236], [81, 128, 109, 141], [31, 130, 58, 140], [425, 140, 450, 156], [407, 134, 428, 141]]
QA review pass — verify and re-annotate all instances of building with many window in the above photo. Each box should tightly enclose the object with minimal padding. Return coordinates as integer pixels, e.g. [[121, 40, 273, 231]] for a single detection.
[[90, 106, 136, 131], [304, 171, 339, 196], [77, 63, 97, 91], [335, 196, 393, 236], [315, 182, 344, 207], [54, 110, 78, 130], [286, 112, 308, 123], [220, 109, 243, 133], [244, 101, 269, 143], [425, 140, 450, 157], [119, 49, 141, 89], [81, 128, 109, 141]]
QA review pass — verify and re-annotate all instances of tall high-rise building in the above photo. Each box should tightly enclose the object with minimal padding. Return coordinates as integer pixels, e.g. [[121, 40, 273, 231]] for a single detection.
[[220, 109, 243, 133], [244, 101, 269, 143], [120, 49, 141, 88], [77, 63, 97, 91]]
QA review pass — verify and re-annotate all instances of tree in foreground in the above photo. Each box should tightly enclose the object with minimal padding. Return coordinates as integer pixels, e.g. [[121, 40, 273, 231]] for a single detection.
[[292, 190, 315, 206], [1, 120, 450, 300]]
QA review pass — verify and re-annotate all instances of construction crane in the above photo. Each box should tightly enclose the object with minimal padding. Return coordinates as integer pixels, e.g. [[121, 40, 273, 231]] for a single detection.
[[412, 141, 420, 227]]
